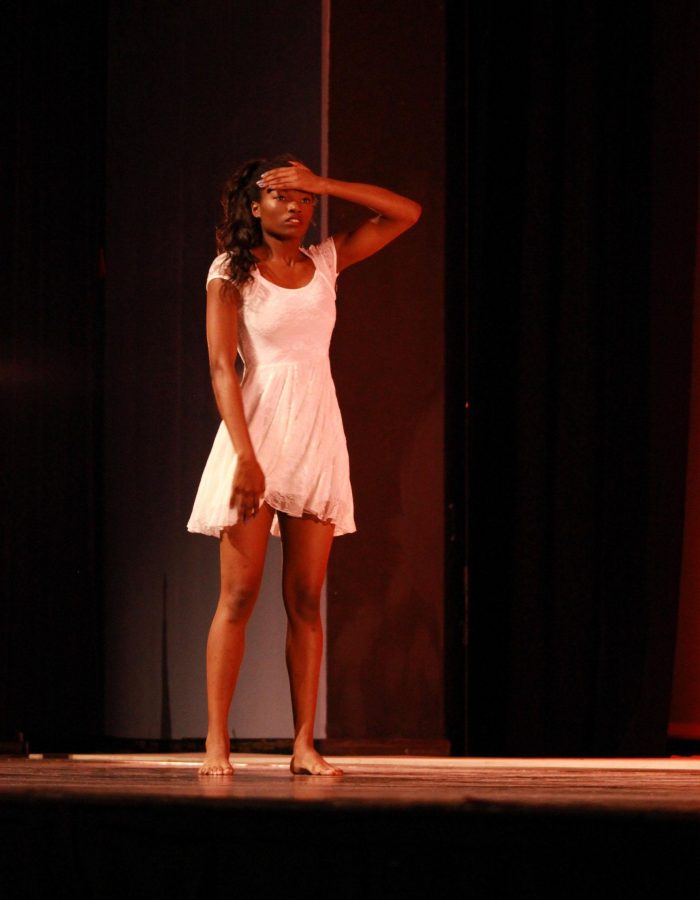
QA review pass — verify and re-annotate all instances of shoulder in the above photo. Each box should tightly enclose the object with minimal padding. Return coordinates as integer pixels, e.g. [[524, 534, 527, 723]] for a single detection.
[[206, 252, 231, 287], [304, 236, 338, 277]]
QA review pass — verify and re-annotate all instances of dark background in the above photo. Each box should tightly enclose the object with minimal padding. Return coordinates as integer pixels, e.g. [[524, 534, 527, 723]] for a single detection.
[[4, 0, 699, 757], [101, 0, 327, 742], [467, 1, 699, 755], [4, 1, 107, 745]]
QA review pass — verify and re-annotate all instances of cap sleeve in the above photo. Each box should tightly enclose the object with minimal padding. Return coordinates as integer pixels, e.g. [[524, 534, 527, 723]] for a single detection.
[[206, 253, 230, 287], [305, 236, 338, 286]]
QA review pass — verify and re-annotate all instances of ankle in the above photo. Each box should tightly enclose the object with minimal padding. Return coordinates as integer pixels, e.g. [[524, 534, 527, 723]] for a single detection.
[[293, 735, 315, 754]]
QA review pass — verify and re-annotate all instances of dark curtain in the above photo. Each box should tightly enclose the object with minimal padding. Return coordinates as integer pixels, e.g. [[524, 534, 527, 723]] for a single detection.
[[2, 4, 107, 745], [326, 0, 447, 743], [102, 0, 324, 740], [467, 0, 699, 755]]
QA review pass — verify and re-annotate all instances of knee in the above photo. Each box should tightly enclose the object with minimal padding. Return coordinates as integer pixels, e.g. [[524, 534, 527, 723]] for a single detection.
[[284, 582, 322, 626], [218, 585, 258, 625]]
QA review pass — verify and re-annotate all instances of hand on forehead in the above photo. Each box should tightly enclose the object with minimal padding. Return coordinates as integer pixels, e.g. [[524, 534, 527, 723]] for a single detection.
[[258, 161, 309, 186]]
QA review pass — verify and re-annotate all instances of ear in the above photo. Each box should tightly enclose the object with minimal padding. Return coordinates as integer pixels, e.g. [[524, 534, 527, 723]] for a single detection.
[[251, 200, 261, 219]]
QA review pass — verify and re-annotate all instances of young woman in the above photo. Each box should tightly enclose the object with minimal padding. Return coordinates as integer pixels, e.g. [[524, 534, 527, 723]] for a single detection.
[[188, 157, 421, 775]]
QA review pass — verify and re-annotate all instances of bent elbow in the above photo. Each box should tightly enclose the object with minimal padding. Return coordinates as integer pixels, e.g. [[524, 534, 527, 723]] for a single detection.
[[408, 201, 422, 226]]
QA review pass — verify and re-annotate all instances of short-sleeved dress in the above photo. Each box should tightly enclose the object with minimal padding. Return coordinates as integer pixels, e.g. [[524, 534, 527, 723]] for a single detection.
[[187, 236, 355, 538]]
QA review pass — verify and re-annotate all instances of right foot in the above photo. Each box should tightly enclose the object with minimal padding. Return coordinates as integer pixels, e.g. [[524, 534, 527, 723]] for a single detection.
[[199, 736, 233, 776]]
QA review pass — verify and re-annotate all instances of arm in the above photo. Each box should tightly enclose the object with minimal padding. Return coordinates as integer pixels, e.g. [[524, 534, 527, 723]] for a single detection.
[[258, 162, 421, 271], [206, 278, 265, 518]]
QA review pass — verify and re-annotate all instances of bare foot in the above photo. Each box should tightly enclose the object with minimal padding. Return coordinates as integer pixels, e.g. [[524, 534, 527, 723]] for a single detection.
[[290, 746, 343, 776], [199, 735, 234, 776]]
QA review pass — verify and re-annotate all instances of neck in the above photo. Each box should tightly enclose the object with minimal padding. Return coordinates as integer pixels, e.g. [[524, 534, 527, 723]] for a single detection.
[[257, 234, 303, 266]]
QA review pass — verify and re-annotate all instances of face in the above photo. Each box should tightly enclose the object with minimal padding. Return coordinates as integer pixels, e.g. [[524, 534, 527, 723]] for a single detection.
[[251, 186, 316, 240]]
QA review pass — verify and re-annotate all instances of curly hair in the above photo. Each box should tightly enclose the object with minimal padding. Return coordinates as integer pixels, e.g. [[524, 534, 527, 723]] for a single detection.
[[215, 155, 297, 287]]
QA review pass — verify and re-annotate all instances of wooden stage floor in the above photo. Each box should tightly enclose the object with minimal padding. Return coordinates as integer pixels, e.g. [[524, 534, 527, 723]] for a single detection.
[[2, 754, 700, 897]]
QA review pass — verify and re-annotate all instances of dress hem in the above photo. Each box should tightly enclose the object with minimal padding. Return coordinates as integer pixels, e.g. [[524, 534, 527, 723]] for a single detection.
[[187, 498, 356, 539]]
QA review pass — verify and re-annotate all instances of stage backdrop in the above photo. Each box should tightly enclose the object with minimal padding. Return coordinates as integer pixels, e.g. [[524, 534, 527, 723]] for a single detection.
[[670, 114, 700, 742], [102, 0, 446, 744], [467, 0, 699, 756], [3, 2, 106, 747], [103, 0, 325, 740], [325, 0, 446, 742]]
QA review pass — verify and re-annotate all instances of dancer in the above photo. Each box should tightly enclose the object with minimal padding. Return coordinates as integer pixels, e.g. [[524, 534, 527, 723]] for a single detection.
[[188, 157, 421, 775]]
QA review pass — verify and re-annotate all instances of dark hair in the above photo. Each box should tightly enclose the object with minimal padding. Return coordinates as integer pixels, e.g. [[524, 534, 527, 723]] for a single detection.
[[216, 155, 295, 287]]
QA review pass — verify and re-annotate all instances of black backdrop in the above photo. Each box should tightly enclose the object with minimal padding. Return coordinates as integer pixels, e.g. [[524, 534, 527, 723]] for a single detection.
[[4, 0, 700, 755], [467, 0, 699, 755], [3, 3, 107, 745]]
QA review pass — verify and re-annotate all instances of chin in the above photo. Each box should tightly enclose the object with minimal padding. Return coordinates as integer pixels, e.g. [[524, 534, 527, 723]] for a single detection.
[[267, 225, 308, 241]]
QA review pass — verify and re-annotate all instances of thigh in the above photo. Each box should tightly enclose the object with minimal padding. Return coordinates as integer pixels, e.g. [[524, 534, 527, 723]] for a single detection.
[[277, 512, 335, 595], [219, 502, 275, 592]]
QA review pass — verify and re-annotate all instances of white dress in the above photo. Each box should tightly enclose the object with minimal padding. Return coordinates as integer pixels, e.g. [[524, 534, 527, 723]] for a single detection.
[[187, 236, 355, 538]]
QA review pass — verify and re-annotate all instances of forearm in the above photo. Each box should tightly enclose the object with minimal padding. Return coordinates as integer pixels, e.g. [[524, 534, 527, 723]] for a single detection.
[[257, 161, 421, 268], [319, 178, 421, 224], [210, 365, 256, 460]]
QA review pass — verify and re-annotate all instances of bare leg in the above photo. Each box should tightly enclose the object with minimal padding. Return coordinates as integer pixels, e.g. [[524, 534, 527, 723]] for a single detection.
[[278, 512, 342, 776], [200, 504, 274, 775]]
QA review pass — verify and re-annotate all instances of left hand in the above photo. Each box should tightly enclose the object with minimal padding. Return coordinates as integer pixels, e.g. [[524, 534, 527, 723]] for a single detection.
[[257, 160, 326, 195]]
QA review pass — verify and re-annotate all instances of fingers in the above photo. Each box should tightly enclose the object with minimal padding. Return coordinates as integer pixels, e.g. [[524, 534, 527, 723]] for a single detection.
[[259, 171, 298, 189], [230, 459, 265, 522], [258, 164, 316, 192], [230, 486, 263, 523], [231, 490, 260, 522]]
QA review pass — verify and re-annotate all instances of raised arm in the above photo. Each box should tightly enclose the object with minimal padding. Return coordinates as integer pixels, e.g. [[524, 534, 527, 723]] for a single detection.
[[257, 162, 421, 271], [206, 278, 265, 519]]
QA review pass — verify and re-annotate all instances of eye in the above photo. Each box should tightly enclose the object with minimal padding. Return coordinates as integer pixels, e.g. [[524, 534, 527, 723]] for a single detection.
[[301, 197, 313, 205], [273, 192, 286, 201]]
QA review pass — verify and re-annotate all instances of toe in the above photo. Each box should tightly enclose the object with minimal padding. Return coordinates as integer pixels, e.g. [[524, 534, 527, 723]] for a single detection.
[[199, 761, 233, 776]]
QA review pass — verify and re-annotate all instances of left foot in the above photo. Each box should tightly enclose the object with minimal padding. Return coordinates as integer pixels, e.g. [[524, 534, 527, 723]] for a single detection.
[[290, 747, 343, 776]]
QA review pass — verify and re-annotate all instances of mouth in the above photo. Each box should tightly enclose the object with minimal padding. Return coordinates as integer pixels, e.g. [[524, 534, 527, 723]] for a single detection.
[[285, 216, 301, 224]]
